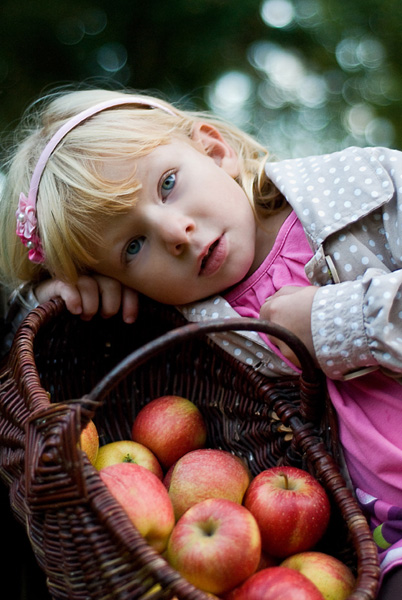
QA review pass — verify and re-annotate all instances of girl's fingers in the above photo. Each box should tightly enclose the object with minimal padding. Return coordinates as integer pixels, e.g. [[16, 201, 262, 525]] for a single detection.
[[121, 286, 140, 323], [35, 275, 140, 322], [74, 276, 102, 319], [92, 274, 123, 319]]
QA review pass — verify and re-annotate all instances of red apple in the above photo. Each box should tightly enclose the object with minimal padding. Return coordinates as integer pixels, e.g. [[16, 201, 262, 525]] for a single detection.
[[281, 551, 355, 600], [131, 395, 207, 469], [79, 419, 99, 466], [99, 462, 175, 553], [243, 466, 330, 558], [223, 567, 325, 600], [166, 498, 261, 595], [165, 448, 251, 520], [94, 440, 163, 479]]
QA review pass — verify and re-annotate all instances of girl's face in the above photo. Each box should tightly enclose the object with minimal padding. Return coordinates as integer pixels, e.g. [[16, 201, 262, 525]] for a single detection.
[[93, 126, 258, 305]]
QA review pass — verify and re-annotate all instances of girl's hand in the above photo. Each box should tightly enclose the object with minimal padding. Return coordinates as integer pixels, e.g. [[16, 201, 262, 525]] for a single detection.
[[34, 275, 139, 323], [260, 285, 318, 365]]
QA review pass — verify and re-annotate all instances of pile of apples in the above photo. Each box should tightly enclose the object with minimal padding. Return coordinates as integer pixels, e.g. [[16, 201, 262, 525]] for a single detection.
[[80, 395, 356, 600]]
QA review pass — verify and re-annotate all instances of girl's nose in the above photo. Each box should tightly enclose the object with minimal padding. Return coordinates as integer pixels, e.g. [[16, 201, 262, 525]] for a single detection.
[[158, 214, 195, 255]]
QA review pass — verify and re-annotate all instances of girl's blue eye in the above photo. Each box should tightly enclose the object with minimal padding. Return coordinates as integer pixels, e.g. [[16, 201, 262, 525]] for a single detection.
[[126, 237, 145, 256], [161, 172, 176, 198]]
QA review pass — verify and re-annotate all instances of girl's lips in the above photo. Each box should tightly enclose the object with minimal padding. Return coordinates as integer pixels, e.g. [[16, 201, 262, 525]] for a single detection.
[[199, 235, 227, 276]]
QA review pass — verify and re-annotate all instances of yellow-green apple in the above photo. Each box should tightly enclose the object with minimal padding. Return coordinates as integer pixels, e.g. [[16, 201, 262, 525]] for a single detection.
[[165, 448, 251, 520], [99, 462, 175, 553], [131, 395, 207, 469], [243, 466, 330, 558], [166, 498, 261, 595], [281, 551, 355, 600], [79, 419, 99, 466], [94, 440, 163, 479], [223, 566, 325, 599]]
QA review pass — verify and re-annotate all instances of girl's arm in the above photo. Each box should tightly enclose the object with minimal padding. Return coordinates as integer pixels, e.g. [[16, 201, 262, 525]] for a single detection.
[[262, 147, 402, 380]]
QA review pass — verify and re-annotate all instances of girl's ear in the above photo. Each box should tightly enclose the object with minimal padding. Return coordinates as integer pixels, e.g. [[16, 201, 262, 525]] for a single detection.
[[191, 122, 240, 176]]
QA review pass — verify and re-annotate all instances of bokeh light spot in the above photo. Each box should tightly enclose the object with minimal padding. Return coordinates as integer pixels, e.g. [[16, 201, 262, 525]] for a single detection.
[[208, 71, 252, 109], [82, 9, 107, 36], [261, 0, 295, 28], [97, 43, 128, 73]]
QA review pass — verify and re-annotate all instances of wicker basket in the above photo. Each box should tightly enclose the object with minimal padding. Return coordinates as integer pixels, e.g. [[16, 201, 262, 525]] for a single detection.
[[0, 296, 380, 599]]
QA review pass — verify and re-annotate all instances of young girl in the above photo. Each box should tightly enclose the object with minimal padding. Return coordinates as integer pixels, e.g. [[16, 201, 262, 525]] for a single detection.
[[1, 87, 402, 598]]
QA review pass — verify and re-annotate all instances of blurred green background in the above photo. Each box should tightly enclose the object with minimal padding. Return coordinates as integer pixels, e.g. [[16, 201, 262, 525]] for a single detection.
[[2, 0, 402, 158], [1, 0, 402, 597]]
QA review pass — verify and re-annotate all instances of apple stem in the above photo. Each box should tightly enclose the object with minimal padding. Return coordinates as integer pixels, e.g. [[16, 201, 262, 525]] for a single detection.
[[123, 454, 135, 463], [201, 519, 217, 537], [281, 472, 289, 489]]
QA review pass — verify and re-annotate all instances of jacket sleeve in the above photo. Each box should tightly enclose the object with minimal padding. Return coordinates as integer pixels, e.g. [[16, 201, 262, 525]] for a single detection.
[[312, 268, 402, 379]]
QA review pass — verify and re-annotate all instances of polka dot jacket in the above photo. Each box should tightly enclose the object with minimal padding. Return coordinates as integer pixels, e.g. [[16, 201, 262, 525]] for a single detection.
[[180, 146, 402, 382]]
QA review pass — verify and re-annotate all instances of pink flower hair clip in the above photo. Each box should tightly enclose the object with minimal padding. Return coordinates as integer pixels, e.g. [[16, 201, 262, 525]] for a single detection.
[[16, 95, 176, 264], [16, 193, 45, 263]]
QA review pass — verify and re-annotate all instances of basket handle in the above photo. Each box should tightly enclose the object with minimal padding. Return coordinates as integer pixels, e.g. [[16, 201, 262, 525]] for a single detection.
[[25, 400, 90, 510], [86, 316, 324, 424]]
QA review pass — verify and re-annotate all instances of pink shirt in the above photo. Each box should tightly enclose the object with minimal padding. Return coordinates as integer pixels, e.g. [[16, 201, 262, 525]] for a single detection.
[[224, 211, 313, 360]]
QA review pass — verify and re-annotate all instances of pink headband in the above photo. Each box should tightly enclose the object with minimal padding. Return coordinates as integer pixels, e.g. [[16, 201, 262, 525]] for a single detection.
[[16, 95, 176, 263]]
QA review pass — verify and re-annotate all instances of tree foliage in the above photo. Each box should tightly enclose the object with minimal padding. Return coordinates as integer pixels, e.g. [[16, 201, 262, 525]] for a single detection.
[[1, 0, 402, 155]]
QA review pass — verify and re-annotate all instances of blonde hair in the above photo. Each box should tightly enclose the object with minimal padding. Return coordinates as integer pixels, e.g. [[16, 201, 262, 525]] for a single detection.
[[0, 87, 284, 289]]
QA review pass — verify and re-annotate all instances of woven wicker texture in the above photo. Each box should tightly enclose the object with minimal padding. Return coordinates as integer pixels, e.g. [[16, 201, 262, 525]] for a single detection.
[[0, 297, 380, 599]]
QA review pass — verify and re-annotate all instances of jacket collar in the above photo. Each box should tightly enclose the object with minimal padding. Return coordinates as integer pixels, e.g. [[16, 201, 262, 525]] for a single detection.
[[265, 146, 393, 247]]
